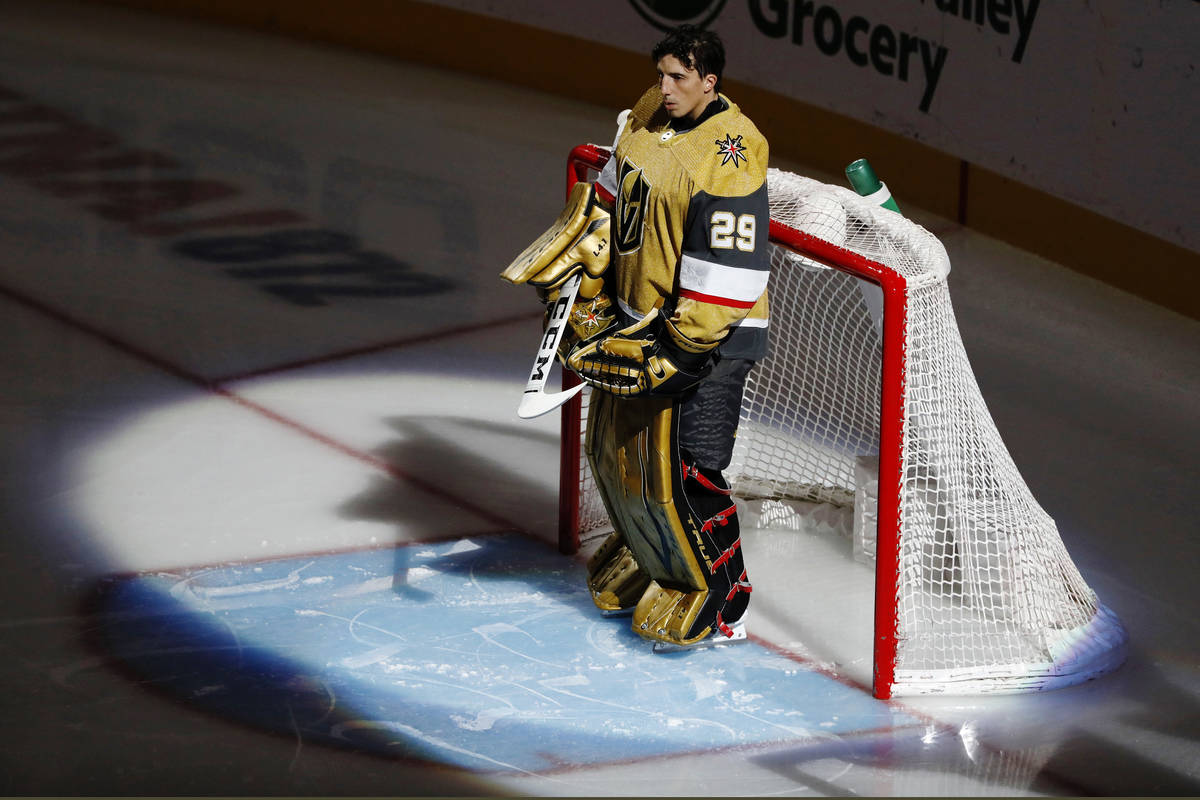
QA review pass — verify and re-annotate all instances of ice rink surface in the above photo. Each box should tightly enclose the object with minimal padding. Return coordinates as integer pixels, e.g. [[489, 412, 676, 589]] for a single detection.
[[0, 2, 1197, 795]]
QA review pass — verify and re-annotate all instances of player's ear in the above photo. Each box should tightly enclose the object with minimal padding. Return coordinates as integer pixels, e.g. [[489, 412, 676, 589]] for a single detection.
[[703, 73, 717, 93]]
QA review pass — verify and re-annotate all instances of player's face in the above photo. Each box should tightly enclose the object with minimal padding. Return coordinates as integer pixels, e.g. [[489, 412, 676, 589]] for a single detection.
[[657, 54, 716, 121]]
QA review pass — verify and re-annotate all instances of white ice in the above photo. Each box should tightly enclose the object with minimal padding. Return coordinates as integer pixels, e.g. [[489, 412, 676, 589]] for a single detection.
[[0, 1, 1196, 796]]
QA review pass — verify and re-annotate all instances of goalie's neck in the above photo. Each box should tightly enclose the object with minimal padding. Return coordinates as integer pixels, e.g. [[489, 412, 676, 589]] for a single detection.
[[669, 97, 728, 133]]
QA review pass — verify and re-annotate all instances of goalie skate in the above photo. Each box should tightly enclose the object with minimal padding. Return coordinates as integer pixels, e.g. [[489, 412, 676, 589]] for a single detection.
[[652, 618, 748, 653]]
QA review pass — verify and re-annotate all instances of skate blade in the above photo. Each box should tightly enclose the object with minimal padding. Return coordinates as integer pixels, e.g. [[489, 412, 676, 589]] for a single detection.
[[600, 606, 635, 617], [652, 620, 748, 653]]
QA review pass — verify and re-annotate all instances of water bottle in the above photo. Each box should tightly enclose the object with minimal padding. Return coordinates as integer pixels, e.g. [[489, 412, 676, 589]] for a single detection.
[[845, 158, 900, 213]]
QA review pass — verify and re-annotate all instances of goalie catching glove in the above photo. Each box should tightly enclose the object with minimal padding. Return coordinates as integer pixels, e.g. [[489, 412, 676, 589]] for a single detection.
[[566, 308, 714, 397]]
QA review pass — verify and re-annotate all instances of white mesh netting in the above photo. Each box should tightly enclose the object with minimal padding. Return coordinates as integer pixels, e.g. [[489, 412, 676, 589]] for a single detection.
[[568, 167, 1126, 695]]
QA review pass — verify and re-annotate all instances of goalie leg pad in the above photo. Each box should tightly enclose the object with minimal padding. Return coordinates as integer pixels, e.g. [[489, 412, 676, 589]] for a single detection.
[[583, 390, 752, 646], [586, 530, 652, 614], [585, 391, 709, 592], [633, 457, 752, 646]]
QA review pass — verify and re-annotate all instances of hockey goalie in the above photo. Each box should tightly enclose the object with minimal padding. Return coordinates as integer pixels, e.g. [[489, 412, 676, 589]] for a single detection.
[[501, 25, 768, 651]]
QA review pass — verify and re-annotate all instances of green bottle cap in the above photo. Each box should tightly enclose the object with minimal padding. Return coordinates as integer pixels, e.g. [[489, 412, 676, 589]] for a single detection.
[[845, 158, 882, 195]]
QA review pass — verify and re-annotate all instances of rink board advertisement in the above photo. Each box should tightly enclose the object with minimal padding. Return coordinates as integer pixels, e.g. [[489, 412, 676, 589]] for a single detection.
[[90, 535, 919, 773], [421, 0, 1198, 254]]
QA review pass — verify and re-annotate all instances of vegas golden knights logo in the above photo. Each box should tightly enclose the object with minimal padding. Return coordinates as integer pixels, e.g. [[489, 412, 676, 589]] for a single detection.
[[615, 157, 651, 255]]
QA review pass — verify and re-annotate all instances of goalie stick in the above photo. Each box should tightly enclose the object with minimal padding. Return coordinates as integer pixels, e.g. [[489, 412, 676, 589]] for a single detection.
[[517, 272, 585, 419]]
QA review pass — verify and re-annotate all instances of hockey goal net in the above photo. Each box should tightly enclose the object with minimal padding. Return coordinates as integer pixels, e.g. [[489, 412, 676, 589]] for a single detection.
[[557, 144, 1126, 699]]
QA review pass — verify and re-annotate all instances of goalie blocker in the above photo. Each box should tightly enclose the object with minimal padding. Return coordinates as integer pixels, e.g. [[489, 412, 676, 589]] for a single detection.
[[500, 180, 617, 358]]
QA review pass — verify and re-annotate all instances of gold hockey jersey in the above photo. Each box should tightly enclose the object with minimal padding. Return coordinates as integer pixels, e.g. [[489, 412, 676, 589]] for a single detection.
[[597, 87, 770, 360]]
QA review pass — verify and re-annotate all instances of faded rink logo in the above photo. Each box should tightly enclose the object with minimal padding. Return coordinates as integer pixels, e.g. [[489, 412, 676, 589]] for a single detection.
[[629, 0, 728, 31]]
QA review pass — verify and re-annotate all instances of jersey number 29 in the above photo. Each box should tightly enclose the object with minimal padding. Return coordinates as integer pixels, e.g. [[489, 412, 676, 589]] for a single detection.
[[710, 211, 756, 252]]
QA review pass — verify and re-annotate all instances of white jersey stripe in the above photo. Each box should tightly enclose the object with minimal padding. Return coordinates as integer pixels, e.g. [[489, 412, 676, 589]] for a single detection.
[[679, 254, 770, 304]]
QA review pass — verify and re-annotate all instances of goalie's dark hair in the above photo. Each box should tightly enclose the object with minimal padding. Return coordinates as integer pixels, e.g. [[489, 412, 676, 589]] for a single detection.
[[651, 24, 725, 94]]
